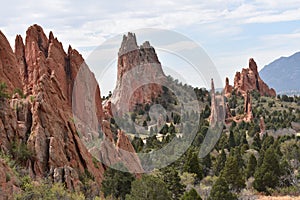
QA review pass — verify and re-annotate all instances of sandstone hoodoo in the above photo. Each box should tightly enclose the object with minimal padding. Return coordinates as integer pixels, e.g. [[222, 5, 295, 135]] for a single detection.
[[0, 25, 142, 197], [225, 58, 276, 97], [210, 79, 225, 126], [110, 32, 166, 114]]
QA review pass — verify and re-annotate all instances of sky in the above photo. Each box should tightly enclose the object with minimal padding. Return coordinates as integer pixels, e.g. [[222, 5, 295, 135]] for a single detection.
[[1, 0, 300, 95]]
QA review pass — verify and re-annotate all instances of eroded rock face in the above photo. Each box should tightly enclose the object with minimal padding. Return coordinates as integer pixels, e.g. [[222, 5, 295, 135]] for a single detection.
[[20, 25, 105, 186], [0, 31, 22, 92], [0, 24, 106, 194], [260, 116, 266, 137], [1, 25, 144, 198], [243, 91, 253, 122], [225, 58, 276, 97], [210, 79, 225, 126], [224, 77, 233, 98], [111, 32, 166, 114], [0, 159, 20, 199]]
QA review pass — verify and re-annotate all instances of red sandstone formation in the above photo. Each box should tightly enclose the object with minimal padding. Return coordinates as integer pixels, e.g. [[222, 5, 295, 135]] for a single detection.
[[0, 25, 143, 197], [243, 91, 253, 122], [225, 58, 276, 97], [110, 33, 166, 114], [0, 31, 22, 92], [224, 77, 233, 98]]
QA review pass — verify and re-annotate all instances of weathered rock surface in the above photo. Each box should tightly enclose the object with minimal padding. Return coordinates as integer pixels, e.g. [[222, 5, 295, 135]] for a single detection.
[[110, 32, 166, 114], [1, 25, 144, 198], [243, 91, 253, 122], [224, 77, 233, 98], [0, 159, 20, 199], [225, 58, 276, 97], [259, 116, 266, 137], [210, 79, 225, 126], [0, 25, 107, 196], [0, 31, 22, 92]]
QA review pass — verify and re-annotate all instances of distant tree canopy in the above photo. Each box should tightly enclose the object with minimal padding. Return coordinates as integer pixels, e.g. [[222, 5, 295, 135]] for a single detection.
[[126, 175, 171, 200], [181, 188, 202, 200], [101, 164, 134, 200]]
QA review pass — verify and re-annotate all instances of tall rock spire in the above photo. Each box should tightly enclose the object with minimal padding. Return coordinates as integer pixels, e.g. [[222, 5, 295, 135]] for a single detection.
[[111, 32, 165, 114]]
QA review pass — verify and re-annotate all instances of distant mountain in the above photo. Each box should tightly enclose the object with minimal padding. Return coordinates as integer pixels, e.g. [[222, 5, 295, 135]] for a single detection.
[[260, 52, 300, 95]]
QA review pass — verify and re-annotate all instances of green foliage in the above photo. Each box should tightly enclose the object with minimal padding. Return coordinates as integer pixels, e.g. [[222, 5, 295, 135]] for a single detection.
[[220, 155, 245, 192], [10, 142, 33, 165], [245, 154, 257, 179], [13, 88, 25, 98], [209, 177, 237, 200], [183, 151, 203, 181], [254, 147, 281, 192], [160, 167, 185, 200], [252, 133, 261, 151], [213, 149, 226, 176], [201, 154, 212, 176], [101, 164, 134, 200], [15, 180, 85, 200], [181, 188, 202, 200], [228, 131, 236, 150], [126, 175, 171, 200], [0, 82, 9, 99]]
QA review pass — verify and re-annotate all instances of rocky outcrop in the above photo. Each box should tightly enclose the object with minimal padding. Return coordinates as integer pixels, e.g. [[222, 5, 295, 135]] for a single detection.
[[260, 116, 266, 137], [0, 31, 22, 93], [110, 32, 166, 114], [210, 79, 225, 126], [0, 24, 108, 196], [224, 77, 233, 98], [1, 26, 145, 199], [0, 159, 20, 199], [243, 91, 253, 122], [225, 58, 276, 97]]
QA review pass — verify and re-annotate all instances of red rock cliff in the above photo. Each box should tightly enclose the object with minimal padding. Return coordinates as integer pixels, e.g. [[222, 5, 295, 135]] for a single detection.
[[1, 25, 144, 198], [0, 25, 105, 196]]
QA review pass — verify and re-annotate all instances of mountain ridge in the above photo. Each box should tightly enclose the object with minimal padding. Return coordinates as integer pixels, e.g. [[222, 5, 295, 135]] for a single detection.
[[260, 51, 300, 95]]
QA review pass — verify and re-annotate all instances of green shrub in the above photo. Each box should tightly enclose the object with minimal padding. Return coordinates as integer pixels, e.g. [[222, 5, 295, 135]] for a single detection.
[[0, 82, 9, 99], [10, 142, 33, 165], [15, 180, 85, 200], [13, 88, 25, 98]]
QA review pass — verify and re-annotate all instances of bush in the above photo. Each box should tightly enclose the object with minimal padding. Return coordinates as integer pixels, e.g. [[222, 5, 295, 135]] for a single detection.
[[15, 180, 85, 200], [0, 82, 9, 99], [13, 88, 25, 98], [10, 142, 33, 165]]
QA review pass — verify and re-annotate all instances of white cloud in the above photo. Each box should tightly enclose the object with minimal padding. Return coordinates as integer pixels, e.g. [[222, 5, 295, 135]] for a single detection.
[[245, 8, 300, 23], [1, 0, 300, 93]]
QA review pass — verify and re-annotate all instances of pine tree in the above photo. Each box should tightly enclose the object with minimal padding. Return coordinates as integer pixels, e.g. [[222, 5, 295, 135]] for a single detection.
[[214, 149, 226, 176], [160, 167, 185, 200], [181, 188, 202, 200], [252, 133, 261, 151], [101, 164, 134, 200], [184, 151, 203, 181], [201, 154, 212, 176], [228, 131, 236, 150], [126, 175, 171, 200], [209, 177, 237, 200], [253, 147, 280, 192], [245, 154, 257, 179], [220, 155, 245, 192]]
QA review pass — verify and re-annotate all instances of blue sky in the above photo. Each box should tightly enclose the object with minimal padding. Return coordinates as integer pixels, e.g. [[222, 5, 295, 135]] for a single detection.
[[1, 0, 300, 94]]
